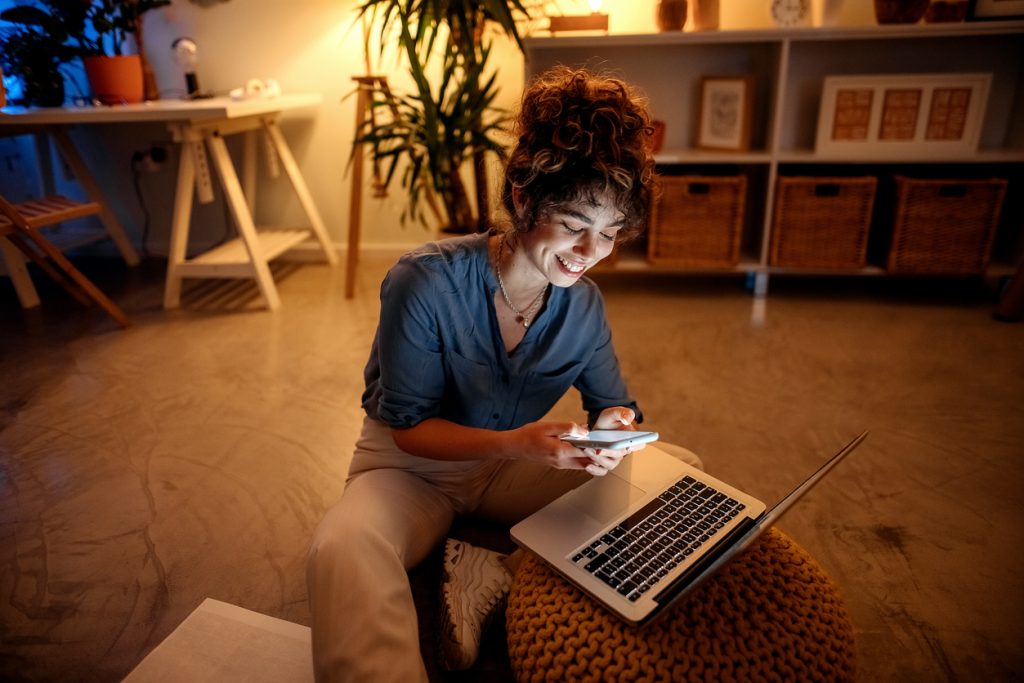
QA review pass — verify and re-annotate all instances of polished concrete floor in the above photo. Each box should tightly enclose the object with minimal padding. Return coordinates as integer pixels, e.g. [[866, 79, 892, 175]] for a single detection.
[[1, 249, 1023, 682]]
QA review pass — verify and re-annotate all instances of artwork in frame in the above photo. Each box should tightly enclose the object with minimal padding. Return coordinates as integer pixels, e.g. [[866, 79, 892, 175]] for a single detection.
[[815, 73, 991, 159], [696, 76, 753, 152], [967, 0, 1024, 20]]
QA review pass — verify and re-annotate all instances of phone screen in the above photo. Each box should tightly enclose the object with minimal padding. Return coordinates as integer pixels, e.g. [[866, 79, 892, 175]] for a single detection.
[[560, 430, 659, 450]]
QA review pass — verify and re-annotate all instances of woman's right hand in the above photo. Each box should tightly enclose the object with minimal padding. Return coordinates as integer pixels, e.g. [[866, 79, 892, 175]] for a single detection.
[[507, 421, 594, 470]]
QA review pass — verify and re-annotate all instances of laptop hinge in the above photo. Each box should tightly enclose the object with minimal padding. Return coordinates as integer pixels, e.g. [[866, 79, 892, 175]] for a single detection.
[[648, 517, 758, 613]]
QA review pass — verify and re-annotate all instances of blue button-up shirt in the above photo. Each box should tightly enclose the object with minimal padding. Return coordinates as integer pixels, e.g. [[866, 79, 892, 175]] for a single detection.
[[361, 232, 640, 431]]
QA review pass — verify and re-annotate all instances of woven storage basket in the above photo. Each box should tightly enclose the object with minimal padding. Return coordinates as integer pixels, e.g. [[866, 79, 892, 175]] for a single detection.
[[769, 176, 877, 269], [886, 177, 1007, 274], [647, 175, 746, 267]]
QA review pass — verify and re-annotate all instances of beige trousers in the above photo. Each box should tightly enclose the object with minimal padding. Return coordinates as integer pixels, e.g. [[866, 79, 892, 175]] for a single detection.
[[306, 416, 703, 682]]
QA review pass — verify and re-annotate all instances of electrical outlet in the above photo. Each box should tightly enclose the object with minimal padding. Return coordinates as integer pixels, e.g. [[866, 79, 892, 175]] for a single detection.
[[149, 144, 168, 165], [132, 144, 169, 173]]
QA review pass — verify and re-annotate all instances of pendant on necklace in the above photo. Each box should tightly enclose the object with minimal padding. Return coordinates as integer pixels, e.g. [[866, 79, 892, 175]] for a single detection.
[[520, 317, 529, 328]]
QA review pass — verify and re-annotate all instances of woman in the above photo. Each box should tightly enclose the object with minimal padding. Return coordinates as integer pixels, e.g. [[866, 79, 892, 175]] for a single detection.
[[306, 66, 699, 682]]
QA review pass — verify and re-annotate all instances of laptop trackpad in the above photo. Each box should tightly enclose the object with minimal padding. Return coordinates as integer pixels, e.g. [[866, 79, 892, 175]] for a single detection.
[[563, 475, 647, 525]]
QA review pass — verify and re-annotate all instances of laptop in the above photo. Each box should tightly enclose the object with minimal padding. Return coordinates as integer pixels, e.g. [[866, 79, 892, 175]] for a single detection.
[[511, 431, 867, 626]]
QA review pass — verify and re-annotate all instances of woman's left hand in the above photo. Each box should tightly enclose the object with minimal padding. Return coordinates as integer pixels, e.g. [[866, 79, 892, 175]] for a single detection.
[[582, 407, 644, 477]]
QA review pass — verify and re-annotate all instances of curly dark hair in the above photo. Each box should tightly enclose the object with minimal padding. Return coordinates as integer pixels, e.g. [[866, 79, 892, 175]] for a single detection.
[[501, 66, 656, 242]]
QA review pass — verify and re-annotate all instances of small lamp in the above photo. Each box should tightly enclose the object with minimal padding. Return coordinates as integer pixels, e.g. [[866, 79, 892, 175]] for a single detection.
[[171, 37, 210, 99], [548, 0, 609, 34]]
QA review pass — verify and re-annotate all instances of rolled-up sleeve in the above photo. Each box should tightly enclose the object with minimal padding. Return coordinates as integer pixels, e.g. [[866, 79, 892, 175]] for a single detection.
[[373, 261, 446, 428]]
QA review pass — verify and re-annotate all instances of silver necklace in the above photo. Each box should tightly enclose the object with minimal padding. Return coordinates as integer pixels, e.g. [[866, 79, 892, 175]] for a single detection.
[[495, 234, 548, 329]]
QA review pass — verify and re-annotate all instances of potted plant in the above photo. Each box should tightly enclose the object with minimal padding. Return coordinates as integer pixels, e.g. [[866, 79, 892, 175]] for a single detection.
[[356, 0, 533, 233], [79, 0, 171, 104], [0, 0, 91, 106], [0, 0, 169, 106]]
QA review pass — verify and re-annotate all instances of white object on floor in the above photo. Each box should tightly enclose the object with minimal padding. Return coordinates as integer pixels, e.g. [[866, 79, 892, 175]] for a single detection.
[[122, 598, 312, 682]]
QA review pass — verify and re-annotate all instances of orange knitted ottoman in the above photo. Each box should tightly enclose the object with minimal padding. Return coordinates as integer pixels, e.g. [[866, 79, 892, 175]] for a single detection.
[[505, 528, 855, 682]]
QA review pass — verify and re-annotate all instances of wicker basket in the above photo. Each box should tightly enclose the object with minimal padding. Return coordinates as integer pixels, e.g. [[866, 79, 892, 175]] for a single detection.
[[647, 175, 746, 267], [769, 176, 877, 269], [886, 177, 1007, 275]]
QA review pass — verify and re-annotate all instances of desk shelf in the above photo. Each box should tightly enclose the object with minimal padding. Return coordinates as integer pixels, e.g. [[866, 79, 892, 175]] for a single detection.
[[182, 228, 311, 277], [1, 96, 336, 311]]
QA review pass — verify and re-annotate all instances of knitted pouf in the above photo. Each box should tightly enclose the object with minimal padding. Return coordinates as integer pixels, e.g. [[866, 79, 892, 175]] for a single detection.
[[506, 528, 855, 683]]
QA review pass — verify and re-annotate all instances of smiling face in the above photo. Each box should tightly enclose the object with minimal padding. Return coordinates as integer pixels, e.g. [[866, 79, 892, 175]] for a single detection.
[[503, 69, 656, 257], [515, 189, 624, 288]]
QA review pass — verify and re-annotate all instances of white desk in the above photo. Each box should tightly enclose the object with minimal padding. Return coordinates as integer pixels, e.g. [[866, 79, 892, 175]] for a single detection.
[[0, 95, 337, 310]]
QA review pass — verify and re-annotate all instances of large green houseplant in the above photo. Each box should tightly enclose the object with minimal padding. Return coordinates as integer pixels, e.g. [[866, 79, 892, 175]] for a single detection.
[[355, 0, 534, 233]]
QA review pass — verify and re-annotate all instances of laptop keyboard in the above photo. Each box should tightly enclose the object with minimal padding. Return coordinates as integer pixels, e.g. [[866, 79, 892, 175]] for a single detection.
[[569, 475, 745, 602]]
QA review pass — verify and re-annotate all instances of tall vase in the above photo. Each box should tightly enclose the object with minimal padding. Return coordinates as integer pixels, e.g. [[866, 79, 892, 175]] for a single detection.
[[83, 55, 144, 105], [656, 0, 688, 31]]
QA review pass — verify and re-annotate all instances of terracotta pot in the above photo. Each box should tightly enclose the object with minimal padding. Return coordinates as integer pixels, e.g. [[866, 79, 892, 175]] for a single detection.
[[656, 0, 687, 31], [873, 0, 929, 23], [83, 55, 144, 105]]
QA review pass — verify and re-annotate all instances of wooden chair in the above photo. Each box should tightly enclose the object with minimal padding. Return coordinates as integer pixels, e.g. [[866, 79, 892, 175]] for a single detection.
[[0, 194, 130, 328]]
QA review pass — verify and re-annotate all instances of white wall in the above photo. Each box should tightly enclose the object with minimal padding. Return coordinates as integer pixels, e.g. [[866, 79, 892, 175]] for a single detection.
[[130, 0, 462, 254], [13, 0, 883, 255], [133, 0, 541, 253]]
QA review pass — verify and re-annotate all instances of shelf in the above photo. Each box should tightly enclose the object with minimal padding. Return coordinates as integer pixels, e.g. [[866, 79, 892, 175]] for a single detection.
[[776, 149, 1024, 164], [523, 21, 1024, 49], [597, 253, 761, 274], [656, 150, 771, 164], [179, 228, 312, 278], [765, 264, 887, 276], [525, 22, 1024, 294], [596, 260, 1015, 278]]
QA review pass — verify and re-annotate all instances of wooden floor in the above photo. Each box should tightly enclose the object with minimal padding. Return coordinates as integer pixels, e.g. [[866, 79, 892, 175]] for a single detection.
[[1, 249, 1023, 682]]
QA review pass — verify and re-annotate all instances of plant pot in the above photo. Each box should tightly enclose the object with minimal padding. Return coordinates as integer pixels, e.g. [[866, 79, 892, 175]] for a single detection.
[[873, 0, 929, 23], [656, 0, 688, 31], [83, 55, 144, 105]]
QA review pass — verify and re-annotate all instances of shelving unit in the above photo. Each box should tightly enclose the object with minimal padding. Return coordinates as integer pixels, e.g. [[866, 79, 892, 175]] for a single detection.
[[523, 21, 1024, 295]]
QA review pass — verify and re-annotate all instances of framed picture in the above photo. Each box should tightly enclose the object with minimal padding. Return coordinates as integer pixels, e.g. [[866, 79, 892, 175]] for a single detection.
[[815, 73, 991, 158], [968, 0, 1024, 20], [696, 76, 753, 152]]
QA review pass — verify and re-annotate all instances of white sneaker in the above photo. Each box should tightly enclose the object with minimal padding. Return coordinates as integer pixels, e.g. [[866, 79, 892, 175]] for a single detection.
[[437, 538, 511, 671]]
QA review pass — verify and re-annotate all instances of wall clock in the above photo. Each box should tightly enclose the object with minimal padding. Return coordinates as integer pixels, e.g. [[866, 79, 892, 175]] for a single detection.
[[771, 0, 811, 26]]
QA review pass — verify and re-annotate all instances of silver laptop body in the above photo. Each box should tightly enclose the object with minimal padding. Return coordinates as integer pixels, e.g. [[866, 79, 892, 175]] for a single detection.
[[511, 432, 867, 626]]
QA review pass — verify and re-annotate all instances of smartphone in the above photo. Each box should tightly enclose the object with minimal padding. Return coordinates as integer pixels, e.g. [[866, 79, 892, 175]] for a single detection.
[[560, 430, 659, 450]]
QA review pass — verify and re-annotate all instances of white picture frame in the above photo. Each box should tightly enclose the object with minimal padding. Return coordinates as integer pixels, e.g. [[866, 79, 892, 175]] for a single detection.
[[814, 73, 991, 159], [696, 76, 753, 152]]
